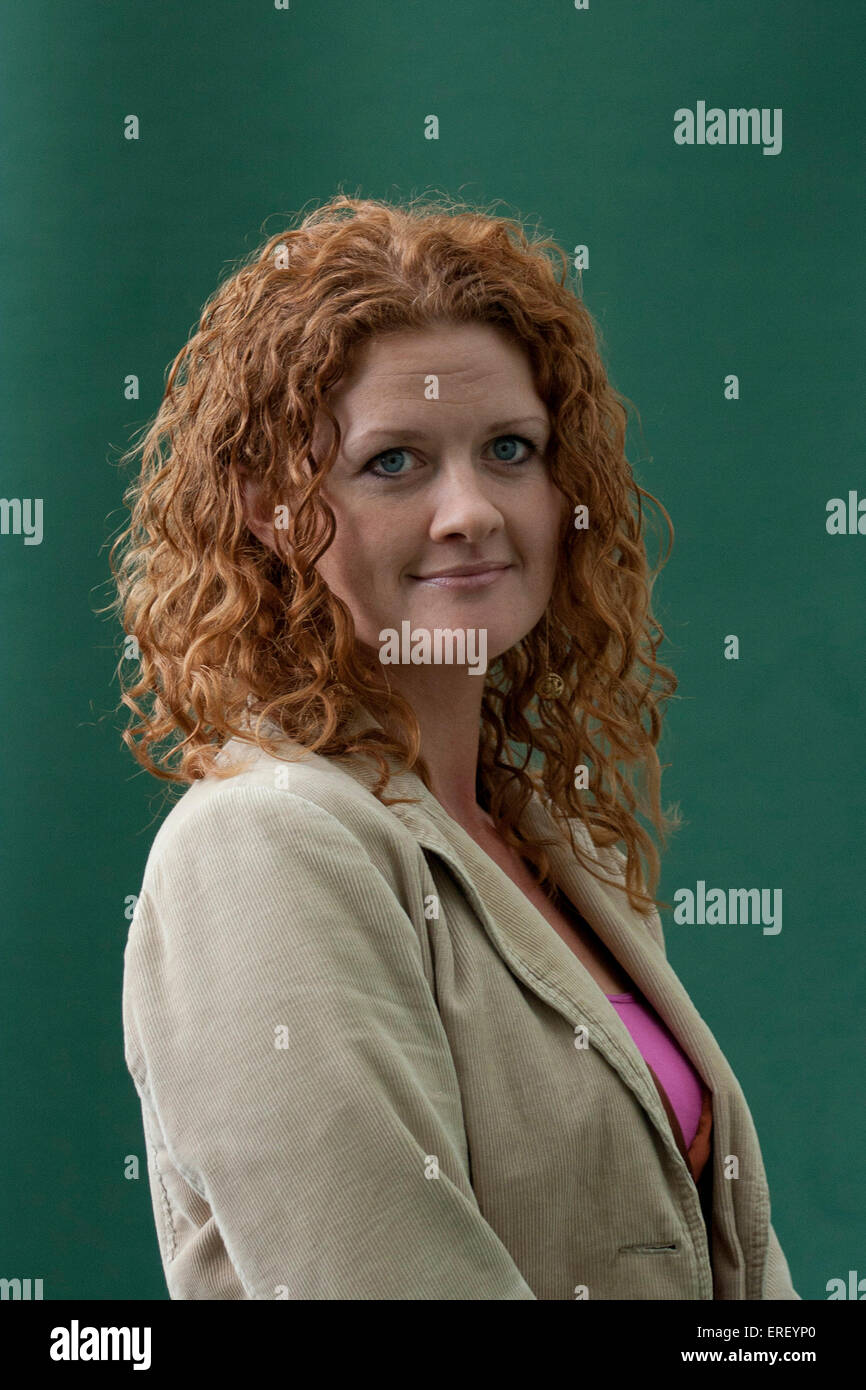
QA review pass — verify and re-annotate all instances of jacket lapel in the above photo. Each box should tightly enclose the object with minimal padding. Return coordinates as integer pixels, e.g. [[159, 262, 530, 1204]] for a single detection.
[[326, 714, 715, 1182], [383, 778, 707, 1166]]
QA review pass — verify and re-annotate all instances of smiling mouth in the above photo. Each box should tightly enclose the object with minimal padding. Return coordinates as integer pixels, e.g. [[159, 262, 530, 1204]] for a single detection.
[[412, 566, 513, 588]]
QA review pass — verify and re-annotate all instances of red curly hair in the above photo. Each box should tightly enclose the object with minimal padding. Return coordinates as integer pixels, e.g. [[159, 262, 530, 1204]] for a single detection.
[[106, 191, 682, 915]]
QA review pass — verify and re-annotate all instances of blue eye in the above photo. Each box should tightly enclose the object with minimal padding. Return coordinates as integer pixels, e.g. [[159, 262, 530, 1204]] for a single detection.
[[371, 448, 412, 477], [366, 434, 536, 478], [490, 436, 533, 463]]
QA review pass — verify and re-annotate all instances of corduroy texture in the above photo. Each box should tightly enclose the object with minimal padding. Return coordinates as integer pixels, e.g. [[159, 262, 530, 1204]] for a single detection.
[[122, 708, 799, 1300]]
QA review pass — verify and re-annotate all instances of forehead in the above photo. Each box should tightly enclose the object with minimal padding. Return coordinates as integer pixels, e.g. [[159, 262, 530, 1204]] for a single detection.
[[324, 321, 544, 419], [342, 320, 527, 371]]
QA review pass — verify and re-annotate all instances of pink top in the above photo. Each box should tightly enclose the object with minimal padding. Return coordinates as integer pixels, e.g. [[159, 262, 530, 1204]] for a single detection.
[[605, 992, 704, 1149]]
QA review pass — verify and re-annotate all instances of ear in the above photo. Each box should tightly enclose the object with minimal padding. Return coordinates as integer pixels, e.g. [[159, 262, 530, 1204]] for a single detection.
[[240, 472, 277, 552]]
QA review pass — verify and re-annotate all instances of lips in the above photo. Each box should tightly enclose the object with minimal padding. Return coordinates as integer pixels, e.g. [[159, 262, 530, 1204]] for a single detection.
[[414, 562, 511, 579], [411, 564, 512, 590]]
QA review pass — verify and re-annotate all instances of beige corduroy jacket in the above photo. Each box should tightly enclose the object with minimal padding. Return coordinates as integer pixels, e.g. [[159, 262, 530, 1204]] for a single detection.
[[122, 708, 799, 1300]]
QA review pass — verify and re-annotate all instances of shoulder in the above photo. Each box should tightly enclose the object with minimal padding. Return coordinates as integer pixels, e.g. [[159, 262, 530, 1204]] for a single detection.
[[140, 734, 420, 890], [122, 741, 442, 1109], [125, 737, 432, 997]]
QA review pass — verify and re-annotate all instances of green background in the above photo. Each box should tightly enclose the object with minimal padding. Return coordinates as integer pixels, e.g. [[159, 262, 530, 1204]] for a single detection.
[[1, 0, 862, 1299]]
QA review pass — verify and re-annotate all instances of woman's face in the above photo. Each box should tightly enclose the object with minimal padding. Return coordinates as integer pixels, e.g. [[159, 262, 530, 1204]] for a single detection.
[[264, 321, 569, 670]]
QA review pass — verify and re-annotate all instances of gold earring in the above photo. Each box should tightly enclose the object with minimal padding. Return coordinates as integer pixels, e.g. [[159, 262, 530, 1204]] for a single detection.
[[535, 610, 564, 699]]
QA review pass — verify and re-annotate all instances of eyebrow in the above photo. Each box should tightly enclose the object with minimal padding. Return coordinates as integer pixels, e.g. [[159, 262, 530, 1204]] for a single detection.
[[346, 415, 551, 452]]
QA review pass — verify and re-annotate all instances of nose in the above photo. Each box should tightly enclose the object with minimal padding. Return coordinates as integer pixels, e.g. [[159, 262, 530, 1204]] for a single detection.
[[426, 459, 505, 544]]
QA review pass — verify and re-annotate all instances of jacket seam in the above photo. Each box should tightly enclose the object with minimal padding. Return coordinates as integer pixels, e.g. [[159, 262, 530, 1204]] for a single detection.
[[146, 1131, 177, 1264]]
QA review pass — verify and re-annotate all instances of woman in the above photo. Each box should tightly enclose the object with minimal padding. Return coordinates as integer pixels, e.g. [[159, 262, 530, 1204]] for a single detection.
[[112, 193, 799, 1300]]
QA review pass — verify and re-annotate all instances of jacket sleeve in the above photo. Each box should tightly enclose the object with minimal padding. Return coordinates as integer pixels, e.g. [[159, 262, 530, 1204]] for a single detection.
[[122, 785, 537, 1300]]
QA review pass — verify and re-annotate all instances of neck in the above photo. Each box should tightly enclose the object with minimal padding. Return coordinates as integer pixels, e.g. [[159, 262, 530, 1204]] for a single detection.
[[372, 668, 488, 829]]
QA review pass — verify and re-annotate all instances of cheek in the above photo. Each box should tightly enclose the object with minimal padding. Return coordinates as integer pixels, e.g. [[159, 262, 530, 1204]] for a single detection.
[[321, 509, 392, 586], [521, 488, 567, 565]]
